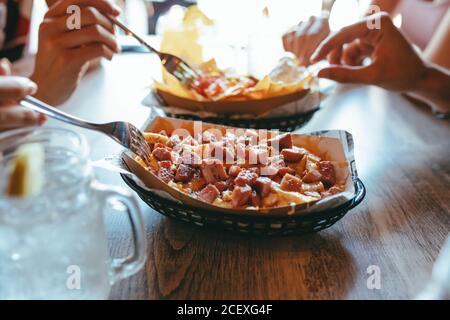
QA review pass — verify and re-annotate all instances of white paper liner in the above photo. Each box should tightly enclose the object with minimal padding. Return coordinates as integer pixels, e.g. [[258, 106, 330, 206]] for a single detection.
[[141, 88, 321, 120], [298, 130, 357, 214], [91, 155, 182, 204], [95, 128, 358, 216]]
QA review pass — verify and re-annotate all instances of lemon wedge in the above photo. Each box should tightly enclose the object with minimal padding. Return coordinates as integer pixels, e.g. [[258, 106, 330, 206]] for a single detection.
[[7, 143, 45, 198]]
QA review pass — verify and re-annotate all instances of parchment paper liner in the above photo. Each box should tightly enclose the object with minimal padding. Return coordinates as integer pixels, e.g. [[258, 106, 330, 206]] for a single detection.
[[120, 117, 358, 217]]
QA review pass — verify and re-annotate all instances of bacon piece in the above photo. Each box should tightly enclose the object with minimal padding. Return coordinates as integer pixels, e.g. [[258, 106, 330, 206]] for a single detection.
[[158, 161, 172, 169], [260, 165, 279, 177], [234, 169, 259, 187], [280, 173, 302, 192], [321, 185, 343, 198], [154, 143, 168, 150], [201, 159, 228, 183], [268, 133, 293, 150], [166, 134, 181, 149], [277, 167, 296, 178], [152, 147, 172, 161], [302, 170, 322, 183], [260, 155, 285, 176], [281, 148, 304, 162], [254, 177, 272, 197], [174, 164, 195, 183], [157, 161, 174, 183], [225, 176, 235, 189], [214, 181, 227, 192], [228, 165, 241, 177], [198, 184, 220, 204], [278, 134, 293, 149], [270, 156, 286, 171], [250, 191, 261, 207], [231, 185, 252, 208], [318, 161, 336, 187]]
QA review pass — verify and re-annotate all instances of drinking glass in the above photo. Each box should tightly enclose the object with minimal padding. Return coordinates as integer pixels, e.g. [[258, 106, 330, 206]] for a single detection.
[[0, 127, 146, 299]]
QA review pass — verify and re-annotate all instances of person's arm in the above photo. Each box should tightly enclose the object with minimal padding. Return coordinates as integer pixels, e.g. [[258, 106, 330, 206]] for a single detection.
[[423, 10, 450, 69], [409, 64, 450, 115], [45, 0, 59, 7], [282, 0, 400, 66], [365, 0, 400, 16], [282, 0, 334, 66], [31, 0, 121, 105], [311, 13, 450, 114], [322, 0, 336, 14]]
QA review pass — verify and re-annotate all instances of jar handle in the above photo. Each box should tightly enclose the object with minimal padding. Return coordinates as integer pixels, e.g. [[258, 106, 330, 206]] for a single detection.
[[94, 182, 147, 285]]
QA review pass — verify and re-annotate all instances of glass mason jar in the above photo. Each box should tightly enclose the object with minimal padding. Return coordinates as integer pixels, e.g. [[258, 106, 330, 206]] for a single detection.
[[0, 127, 146, 300]]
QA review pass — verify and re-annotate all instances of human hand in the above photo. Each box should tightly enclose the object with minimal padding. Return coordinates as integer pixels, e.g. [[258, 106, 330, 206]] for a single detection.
[[282, 14, 331, 66], [31, 0, 121, 105], [310, 13, 428, 92], [0, 59, 46, 132]]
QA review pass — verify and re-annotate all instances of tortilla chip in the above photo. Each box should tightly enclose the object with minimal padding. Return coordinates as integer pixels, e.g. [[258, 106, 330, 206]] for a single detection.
[[183, 5, 214, 26]]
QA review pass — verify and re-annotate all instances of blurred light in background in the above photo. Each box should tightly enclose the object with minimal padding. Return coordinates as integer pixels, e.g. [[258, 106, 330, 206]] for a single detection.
[[329, 0, 359, 31], [195, 0, 323, 76], [27, 0, 364, 75], [197, 0, 322, 44], [123, 0, 149, 33], [393, 13, 403, 28]]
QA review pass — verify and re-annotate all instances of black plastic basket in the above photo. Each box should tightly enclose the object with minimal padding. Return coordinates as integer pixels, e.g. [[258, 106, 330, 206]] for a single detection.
[[122, 175, 366, 236], [164, 107, 320, 132]]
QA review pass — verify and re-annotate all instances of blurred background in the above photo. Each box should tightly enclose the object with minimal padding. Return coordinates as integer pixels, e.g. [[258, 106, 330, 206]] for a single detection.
[[29, 0, 382, 78]]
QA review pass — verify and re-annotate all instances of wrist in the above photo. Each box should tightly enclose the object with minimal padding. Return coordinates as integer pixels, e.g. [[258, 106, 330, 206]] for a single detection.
[[29, 73, 59, 106], [320, 10, 331, 19], [409, 63, 450, 114]]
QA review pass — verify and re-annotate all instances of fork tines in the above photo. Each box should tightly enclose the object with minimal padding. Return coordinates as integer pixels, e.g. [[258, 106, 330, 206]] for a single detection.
[[160, 54, 199, 86], [128, 125, 152, 165]]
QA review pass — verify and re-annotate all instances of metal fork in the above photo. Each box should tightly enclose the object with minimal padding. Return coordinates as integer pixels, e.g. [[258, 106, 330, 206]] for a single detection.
[[109, 16, 199, 87], [20, 96, 152, 165]]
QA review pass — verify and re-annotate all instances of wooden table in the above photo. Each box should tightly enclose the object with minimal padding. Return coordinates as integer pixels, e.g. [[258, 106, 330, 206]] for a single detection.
[[52, 52, 450, 300]]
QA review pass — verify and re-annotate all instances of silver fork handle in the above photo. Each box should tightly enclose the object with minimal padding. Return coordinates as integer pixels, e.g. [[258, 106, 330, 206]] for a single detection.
[[20, 96, 99, 131], [108, 15, 159, 56]]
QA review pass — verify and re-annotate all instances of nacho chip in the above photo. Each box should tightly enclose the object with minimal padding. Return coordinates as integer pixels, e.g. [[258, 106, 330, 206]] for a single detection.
[[183, 5, 214, 26]]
